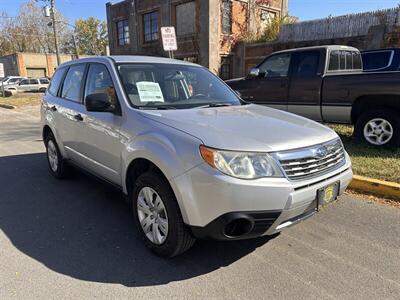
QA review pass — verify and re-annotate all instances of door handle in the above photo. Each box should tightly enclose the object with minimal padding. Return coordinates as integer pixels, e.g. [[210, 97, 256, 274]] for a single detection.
[[50, 105, 57, 112], [74, 114, 83, 121]]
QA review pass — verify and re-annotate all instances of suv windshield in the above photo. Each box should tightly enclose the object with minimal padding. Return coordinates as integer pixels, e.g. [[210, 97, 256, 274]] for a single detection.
[[117, 63, 242, 109]]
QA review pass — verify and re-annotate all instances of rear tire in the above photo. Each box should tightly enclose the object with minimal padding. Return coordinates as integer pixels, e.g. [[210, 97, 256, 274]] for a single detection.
[[354, 109, 400, 148], [44, 132, 70, 179], [131, 172, 195, 257]]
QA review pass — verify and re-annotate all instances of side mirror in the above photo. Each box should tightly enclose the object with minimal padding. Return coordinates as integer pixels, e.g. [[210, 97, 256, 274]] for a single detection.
[[248, 68, 261, 78], [85, 93, 112, 112]]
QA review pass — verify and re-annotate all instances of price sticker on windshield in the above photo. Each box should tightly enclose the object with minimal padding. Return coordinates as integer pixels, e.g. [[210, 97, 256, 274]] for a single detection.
[[136, 81, 165, 103]]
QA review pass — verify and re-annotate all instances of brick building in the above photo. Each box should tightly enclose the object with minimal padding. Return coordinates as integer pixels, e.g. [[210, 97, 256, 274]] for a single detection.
[[106, 0, 288, 79], [0, 53, 79, 78]]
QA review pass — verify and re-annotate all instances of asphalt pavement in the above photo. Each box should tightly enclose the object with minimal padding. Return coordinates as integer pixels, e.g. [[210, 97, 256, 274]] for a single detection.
[[0, 106, 399, 299]]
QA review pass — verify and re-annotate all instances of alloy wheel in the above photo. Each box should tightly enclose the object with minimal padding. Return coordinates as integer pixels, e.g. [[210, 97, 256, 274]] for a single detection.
[[363, 118, 394, 146]]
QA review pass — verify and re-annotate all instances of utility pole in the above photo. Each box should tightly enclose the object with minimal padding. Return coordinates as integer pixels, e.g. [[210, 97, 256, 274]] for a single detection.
[[50, 0, 61, 66]]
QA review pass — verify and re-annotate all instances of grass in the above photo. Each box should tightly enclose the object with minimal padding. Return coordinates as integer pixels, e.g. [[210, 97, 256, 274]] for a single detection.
[[0, 93, 42, 108], [329, 124, 400, 183]]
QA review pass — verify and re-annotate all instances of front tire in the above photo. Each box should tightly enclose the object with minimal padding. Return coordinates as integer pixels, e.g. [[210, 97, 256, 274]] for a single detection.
[[45, 133, 70, 178], [131, 172, 195, 257], [354, 109, 400, 148]]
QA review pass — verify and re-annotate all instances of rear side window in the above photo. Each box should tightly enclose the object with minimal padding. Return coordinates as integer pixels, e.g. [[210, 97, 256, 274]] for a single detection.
[[362, 51, 393, 71], [294, 51, 320, 76], [40, 79, 50, 84], [48, 68, 67, 96], [20, 79, 29, 85], [328, 50, 362, 71], [30, 79, 39, 85], [61, 64, 86, 102]]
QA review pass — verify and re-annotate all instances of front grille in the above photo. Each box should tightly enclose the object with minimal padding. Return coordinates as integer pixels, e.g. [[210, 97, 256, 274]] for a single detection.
[[275, 139, 346, 180]]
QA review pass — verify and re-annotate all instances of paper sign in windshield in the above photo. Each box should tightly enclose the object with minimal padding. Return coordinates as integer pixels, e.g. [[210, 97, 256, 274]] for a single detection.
[[136, 81, 164, 102]]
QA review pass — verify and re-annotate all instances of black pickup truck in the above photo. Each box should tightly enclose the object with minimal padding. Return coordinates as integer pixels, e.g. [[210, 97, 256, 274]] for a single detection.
[[227, 45, 400, 148]]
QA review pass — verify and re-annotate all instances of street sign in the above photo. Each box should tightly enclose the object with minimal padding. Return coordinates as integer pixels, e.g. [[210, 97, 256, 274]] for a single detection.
[[0, 63, 4, 78], [161, 27, 177, 52]]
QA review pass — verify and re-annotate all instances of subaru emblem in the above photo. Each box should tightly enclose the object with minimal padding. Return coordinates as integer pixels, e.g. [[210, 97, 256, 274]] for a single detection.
[[315, 146, 328, 158]]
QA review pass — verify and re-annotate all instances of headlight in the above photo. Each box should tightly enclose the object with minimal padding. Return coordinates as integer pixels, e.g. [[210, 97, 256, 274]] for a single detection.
[[200, 145, 283, 179]]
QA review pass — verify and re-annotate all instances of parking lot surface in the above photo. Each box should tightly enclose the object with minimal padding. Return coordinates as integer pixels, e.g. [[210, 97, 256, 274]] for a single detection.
[[0, 106, 399, 299]]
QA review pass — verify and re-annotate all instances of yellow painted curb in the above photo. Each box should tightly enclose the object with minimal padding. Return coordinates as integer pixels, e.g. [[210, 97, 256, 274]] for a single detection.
[[349, 175, 400, 200]]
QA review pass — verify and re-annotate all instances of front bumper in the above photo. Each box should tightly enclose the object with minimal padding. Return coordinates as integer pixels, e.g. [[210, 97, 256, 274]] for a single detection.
[[171, 154, 353, 240]]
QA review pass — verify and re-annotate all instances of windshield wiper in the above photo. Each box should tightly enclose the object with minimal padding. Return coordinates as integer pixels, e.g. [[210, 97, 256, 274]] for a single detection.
[[196, 103, 233, 108], [137, 106, 177, 110]]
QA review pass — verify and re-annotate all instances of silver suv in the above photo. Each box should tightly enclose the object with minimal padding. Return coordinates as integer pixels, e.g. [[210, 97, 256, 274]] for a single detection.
[[41, 56, 353, 257]]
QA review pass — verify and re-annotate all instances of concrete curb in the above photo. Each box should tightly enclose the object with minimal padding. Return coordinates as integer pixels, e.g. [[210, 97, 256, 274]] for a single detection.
[[349, 175, 400, 200], [0, 104, 15, 109]]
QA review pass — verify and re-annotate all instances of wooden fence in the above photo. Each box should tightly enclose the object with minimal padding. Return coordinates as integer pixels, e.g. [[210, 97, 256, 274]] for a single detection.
[[279, 8, 400, 42]]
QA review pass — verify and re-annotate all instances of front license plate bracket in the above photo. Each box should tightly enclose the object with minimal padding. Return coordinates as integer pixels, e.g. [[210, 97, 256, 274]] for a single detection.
[[317, 181, 340, 211]]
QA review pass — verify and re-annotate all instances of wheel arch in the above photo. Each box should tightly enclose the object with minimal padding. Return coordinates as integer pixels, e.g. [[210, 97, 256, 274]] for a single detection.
[[42, 124, 53, 142], [351, 95, 400, 123], [124, 156, 190, 223]]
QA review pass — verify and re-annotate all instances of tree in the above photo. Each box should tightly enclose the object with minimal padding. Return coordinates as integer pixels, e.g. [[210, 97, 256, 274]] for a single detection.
[[0, 0, 72, 55], [74, 17, 108, 56]]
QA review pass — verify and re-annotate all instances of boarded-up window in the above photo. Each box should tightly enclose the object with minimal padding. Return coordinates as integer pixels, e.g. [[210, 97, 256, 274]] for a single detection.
[[176, 1, 196, 36]]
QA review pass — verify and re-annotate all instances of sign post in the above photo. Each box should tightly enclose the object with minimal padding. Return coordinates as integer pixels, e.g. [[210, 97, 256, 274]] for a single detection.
[[161, 27, 177, 59]]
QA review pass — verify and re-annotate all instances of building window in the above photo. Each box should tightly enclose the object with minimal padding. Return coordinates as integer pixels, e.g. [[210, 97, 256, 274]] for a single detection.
[[143, 11, 159, 42], [176, 1, 196, 36], [117, 19, 130, 46], [222, 0, 232, 34], [220, 56, 232, 80]]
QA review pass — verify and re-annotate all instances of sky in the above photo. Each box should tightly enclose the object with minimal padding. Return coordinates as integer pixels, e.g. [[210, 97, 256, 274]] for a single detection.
[[0, 0, 399, 23]]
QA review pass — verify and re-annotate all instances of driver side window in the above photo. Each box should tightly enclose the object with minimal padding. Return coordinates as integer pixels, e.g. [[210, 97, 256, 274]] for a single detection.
[[258, 53, 291, 77], [84, 64, 117, 108]]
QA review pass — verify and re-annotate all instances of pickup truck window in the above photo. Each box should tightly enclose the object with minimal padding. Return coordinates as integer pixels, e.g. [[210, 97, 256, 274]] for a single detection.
[[259, 53, 291, 77], [328, 50, 362, 71], [362, 51, 393, 71], [294, 51, 320, 76]]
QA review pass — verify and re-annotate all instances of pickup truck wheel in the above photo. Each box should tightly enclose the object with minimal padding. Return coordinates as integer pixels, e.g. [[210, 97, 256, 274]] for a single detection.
[[355, 109, 400, 147], [132, 172, 195, 257], [45, 133, 70, 178]]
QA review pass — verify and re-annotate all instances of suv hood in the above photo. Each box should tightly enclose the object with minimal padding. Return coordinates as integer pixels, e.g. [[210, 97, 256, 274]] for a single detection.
[[140, 104, 338, 152]]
